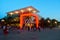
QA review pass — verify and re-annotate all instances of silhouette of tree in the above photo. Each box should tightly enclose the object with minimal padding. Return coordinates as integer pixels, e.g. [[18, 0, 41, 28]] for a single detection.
[[45, 18, 52, 28], [51, 19, 58, 28], [40, 18, 45, 28]]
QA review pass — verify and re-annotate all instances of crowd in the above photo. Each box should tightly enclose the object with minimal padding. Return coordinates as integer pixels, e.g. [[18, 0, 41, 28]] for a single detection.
[[0, 23, 55, 35], [0, 24, 41, 35]]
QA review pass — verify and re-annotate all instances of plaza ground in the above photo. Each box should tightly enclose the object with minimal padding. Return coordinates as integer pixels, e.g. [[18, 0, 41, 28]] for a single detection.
[[0, 28, 60, 40]]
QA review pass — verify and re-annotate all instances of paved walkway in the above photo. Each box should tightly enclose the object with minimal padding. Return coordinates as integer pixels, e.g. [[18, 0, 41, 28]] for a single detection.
[[0, 29, 60, 40]]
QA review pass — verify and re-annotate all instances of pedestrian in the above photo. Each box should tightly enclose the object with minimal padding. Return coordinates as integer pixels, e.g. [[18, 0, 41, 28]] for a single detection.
[[17, 27, 20, 33], [38, 26, 41, 32], [33, 24, 36, 31], [3, 25, 8, 35], [27, 26, 30, 31]]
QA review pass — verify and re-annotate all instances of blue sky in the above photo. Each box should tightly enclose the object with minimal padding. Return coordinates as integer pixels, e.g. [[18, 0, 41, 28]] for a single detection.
[[0, 0, 60, 21]]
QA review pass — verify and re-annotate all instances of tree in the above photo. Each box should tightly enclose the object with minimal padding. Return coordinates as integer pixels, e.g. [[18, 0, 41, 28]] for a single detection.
[[40, 18, 45, 28], [45, 18, 52, 28], [0, 19, 1, 22], [51, 19, 58, 28]]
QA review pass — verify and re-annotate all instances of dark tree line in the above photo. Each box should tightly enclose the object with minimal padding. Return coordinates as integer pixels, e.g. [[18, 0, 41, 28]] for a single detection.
[[39, 17, 58, 29], [0, 16, 60, 29]]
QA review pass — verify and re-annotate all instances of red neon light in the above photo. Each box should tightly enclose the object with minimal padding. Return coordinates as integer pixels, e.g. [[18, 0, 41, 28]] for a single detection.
[[20, 13, 39, 29]]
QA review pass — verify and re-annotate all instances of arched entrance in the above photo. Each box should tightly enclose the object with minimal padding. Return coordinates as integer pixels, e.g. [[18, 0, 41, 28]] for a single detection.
[[20, 13, 39, 29]]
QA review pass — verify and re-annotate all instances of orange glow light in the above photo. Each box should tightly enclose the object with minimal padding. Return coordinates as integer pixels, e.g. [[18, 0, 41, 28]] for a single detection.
[[20, 13, 39, 29]]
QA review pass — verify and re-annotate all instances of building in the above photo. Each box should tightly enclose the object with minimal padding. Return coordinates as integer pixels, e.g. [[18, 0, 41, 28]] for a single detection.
[[7, 6, 41, 28]]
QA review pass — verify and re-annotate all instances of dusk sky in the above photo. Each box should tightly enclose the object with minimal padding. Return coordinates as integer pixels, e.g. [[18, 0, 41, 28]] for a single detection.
[[0, 0, 60, 21]]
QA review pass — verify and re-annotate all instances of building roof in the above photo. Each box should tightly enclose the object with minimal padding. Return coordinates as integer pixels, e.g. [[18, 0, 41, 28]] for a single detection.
[[7, 6, 39, 15]]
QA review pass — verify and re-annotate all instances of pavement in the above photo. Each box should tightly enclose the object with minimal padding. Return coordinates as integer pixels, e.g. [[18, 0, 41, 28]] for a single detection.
[[0, 28, 60, 40]]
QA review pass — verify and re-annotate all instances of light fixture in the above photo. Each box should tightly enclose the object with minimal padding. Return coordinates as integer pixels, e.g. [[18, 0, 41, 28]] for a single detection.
[[9, 12, 13, 15], [27, 8, 32, 11], [48, 20, 50, 23], [1, 19, 5, 22], [33, 10, 36, 13], [55, 21, 57, 24], [20, 10, 24, 13], [15, 11, 19, 14]]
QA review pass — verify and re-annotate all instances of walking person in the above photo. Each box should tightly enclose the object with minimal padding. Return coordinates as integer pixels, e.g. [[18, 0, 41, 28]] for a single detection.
[[17, 27, 20, 33], [38, 26, 41, 32], [3, 25, 8, 35], [27, 23, 30, 31]]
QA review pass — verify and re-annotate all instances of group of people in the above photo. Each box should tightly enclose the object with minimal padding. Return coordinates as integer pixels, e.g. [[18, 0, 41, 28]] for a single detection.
[[0, 24, 40, 35], [0, 23, 54, 35], [0, 24, 20, 35]]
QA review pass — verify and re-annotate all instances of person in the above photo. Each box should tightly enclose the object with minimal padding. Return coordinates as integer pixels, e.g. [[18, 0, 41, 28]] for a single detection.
[[38, 26, 41, 32], [7, 24, 11, 33], [27, 26, 30, 31], [27, 23, 30, 31], [17, 27, 20, 33], [31, 25, 34, 31], [32, 24, 36, 31], [3, 25, 8, 35], [0, 24, 1, 29]]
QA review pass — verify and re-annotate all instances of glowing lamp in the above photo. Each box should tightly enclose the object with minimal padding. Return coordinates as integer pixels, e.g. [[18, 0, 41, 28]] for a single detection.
[[15, 11, 19, 14], [9, 12, 13, 15], [33, 11, 36, 13], [20, 10, 24, 13], [48, 20, 50, 23], [55, 21, 57, 24], [1, 19, 5, 22], [27, 8, 32, 11]]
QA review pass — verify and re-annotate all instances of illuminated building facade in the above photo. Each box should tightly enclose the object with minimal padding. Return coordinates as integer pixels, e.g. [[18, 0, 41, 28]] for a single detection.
[[7, 6, 41, 29]]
